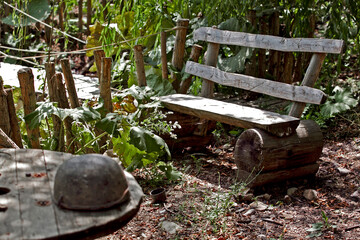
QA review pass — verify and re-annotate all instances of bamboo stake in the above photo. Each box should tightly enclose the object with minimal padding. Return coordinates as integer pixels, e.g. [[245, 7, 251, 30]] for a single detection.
[[134, 45, 146, 87], [78, 0, 83, 34], [102, 0, 108, 21], [86, 0, 92, 34], [161, 31, 169, 80], [0, 77, 11, 137], [94, 49, 105, 80], [289, 53, 326, 118], [60, 58, 80, 108], [179, 44, 203, 94], [17, 68, 41, 149], [0, 128, 19, 149], [269, 11, 280, 81], [171, 19, 189, 92], [59, 0, 65, 31], [55, 73, 75, 153], [258, 15, 268, 79], [100, 57, 113, 112], [5, 88, 23, 148], [282, 52, 295, 84]]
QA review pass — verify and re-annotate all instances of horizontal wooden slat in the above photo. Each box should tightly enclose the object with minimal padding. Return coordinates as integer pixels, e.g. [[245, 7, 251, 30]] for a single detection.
[[159, 94, 300, 137], [194, 27, 344, 54], [185, 61, 327, 104]]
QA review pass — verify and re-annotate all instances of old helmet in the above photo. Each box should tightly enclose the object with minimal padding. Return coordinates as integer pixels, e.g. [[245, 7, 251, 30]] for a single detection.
[[53, 154, 129, 210]]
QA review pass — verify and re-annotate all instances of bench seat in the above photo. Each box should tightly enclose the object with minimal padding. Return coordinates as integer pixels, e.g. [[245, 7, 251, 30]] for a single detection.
[[159, 94, 300, 137]]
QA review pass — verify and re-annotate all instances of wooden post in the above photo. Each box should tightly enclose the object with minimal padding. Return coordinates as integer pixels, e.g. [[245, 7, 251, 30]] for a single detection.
[[289, 53, 326, 118], [17, 68, 41, 149], [59, 0, 65, 31], [133, 45, 146, 87], [5, 88, 23, 148], [161, 31, 169, 80], [281, 52, 295, 84], [60, 59, 80, 108], [0, 77, 11, 137], [234, 120, 322, 187], [245, 10, 257, 77], [55, 73, 75, 153], [78, 0, 83, 34], [86, 0, 92, 34], [258, 15, 268, 79], [179, 44, 203, 94], [171, 19, 189, 92], [94, 49, 105, 80], [200, 34, 220, 98], [100, 57, 113, 112], [0, 128, 19, 149], [268, 11, 280, 81], [102, 0, 108, 21]]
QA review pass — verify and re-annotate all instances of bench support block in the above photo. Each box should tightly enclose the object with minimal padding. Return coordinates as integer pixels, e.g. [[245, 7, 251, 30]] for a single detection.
[[234, 120, 323, 187]]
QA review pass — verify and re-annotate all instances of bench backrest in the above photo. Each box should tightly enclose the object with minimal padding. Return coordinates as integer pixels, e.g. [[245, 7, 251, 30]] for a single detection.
[[185, 27, 344, 118]]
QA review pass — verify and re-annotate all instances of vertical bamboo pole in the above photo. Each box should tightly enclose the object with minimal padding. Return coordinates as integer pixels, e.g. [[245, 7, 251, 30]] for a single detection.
[[133, 45, 147, 87], [289, 53, 326, 118], [179, 44, 203, 94], [60, 59, 80, 108], [5, 88, 23, 148], [161, 31, 169, 80], [171, 19, 189, 92], [55, 73, 75, 153], [102, 0, 108, 21], [94, 49, 105, 80], [78, 0, 83, 34], [0, 77, 11, 137], [245, 10, 257, 77], [100, 57, 113, 113], [17, 68, 41, 149], [282, 52, 295, 84], [59, 0, 65, 31], [258, 15, 268, 79], [86, 0, 92, 34], [268, 11, 280, 81]]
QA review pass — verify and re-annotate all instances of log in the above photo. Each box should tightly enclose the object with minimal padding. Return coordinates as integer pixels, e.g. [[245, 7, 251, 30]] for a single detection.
[[171, 19, 189, 92], [161, 31, 169, 81], [179, 44, 203, 94], [234, 120, 323, 186], [0, 128, 19, 149], [289, 53, 326, 118], [5, 88, 23, 148], [60, 58, 80, 108], [0, 77, 11, 137], [17, 68, 41, 149], [100, 57, 113, 112], [133, 45, 146, 87]]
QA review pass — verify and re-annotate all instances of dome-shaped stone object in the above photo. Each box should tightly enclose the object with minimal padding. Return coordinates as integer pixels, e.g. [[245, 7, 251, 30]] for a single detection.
[[53, 154, 130, 210]]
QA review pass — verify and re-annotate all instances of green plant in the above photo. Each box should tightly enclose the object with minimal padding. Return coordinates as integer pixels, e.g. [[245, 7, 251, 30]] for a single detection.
[[306, 210, 337, 238]]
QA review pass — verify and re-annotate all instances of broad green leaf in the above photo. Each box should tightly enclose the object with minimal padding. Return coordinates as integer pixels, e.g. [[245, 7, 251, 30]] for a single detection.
[[146, 74, 176, 96], [320, 86, 358, 117], [24, 102, 58, 129], [1, 0, 51, 27], [217, 47, 253, 73]]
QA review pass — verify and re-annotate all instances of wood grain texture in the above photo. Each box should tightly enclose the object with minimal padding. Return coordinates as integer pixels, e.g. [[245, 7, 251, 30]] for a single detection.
[[200, 40, 220, 98], [193, 27, 344, 54], [0, 149, 143, 240], [61, 58, 80, 108], [0, 128, 19, 148], [94, 49, 106, 80], [5, 88, 23, 147], [159, 94, 300, 137], [289, 53, 326, 117], [186, 61, 327, 105], [17, 68, 41, 149], [100, 57, 113, 113], [0, 77, 11, 136]]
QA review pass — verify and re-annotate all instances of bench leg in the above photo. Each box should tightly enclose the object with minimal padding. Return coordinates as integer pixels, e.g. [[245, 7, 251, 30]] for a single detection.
[[234, 120, 323, 187]]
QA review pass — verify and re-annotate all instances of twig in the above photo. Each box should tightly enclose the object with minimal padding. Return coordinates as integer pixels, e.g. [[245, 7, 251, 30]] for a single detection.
[[345, 224, 360, 231], [262, 218, 283, 226]]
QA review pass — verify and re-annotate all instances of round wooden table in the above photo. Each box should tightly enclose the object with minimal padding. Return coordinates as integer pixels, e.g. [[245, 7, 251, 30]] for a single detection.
[[0, 149, 143, 240]]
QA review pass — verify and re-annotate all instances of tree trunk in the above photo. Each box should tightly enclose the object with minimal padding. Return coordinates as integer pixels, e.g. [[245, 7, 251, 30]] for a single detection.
[[234, 120, 322, 186]]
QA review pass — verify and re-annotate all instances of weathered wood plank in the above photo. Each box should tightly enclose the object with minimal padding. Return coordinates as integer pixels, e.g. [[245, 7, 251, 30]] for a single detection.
[[159, 94, 300, 137], [14, 149, 60, 239], [194, 27, 344, 54], [186, 61, 327, 105], [0, 149, 23, 240]]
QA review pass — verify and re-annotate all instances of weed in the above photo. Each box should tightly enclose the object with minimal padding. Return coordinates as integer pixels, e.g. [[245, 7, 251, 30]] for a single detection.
[[306, 210, 337, 238]]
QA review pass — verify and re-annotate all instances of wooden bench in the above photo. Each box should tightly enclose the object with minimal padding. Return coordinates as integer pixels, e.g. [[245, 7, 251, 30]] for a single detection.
[[160, 27, 343, 186]]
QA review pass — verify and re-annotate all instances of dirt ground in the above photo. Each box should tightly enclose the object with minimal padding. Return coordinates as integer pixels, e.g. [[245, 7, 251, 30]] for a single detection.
[[95, 122, 360, 240]]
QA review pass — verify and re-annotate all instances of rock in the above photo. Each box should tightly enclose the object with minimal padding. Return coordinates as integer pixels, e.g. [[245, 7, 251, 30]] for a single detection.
[[257, 234, 267, 239], [243, 209, 255, 216], [282, 212, 294, 220], [240, 193, 254, 202], [284, 195, 291, 204], [259, 193, 271, 201], [160, 221, 182, 234], [350, 190, 360, 201], [337, 167, 351, 175], [249, 201, 268, 211], [303, 189, 318, 201], [287, 187, 298, 196]]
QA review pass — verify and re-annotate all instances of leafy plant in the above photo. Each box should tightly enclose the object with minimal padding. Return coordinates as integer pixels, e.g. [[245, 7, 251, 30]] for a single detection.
[[306, 211, 337, 238]]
